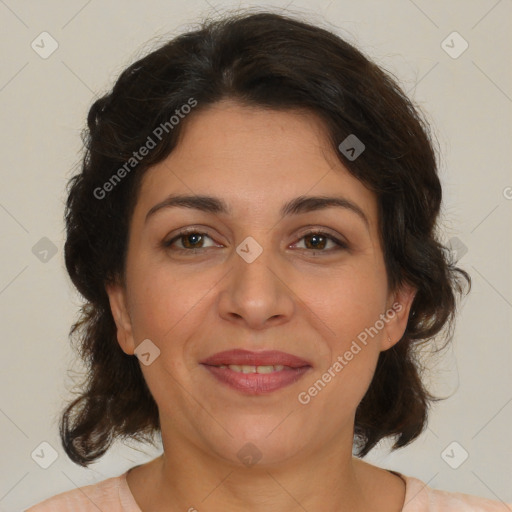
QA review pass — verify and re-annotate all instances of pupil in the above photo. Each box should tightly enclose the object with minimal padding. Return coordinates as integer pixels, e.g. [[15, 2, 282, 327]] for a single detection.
[[307, 234, 325, 249], [185, 233, 202, 248]]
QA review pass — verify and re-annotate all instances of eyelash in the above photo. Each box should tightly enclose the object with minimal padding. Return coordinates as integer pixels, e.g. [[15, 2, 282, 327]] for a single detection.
[[162, 228, 348, 255]]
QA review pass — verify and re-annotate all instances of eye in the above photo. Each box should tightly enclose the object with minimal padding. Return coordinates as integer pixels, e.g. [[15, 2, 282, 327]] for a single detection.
[[162, 228, 348, 255], [163, 230, 218, 252], [292, 230, 347, 252]]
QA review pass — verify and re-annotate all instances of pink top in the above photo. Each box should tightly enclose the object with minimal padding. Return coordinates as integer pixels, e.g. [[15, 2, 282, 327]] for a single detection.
[[25, 469, 511, 511]]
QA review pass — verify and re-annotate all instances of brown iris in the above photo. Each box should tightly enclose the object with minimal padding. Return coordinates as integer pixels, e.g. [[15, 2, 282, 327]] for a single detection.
[[303, 233, 327, 250]]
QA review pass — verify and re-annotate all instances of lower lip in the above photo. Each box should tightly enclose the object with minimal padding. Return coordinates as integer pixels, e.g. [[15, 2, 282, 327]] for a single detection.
[[202, 365, 311, 395]]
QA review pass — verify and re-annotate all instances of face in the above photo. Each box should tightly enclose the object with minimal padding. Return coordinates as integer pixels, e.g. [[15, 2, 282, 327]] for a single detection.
[[106, 99, 416, 467]]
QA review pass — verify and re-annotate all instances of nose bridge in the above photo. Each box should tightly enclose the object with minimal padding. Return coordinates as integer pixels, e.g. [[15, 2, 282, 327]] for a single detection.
[[219, 233, 293, 327], [233, 234, 279, 299]]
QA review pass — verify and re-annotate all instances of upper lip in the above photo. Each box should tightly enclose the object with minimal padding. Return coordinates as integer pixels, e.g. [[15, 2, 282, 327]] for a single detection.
[[201, 349, 311, 368]]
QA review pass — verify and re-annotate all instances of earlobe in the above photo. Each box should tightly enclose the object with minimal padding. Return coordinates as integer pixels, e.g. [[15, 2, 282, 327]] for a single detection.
[[382, 283, 417, 351], [105, 280, 135, 355]]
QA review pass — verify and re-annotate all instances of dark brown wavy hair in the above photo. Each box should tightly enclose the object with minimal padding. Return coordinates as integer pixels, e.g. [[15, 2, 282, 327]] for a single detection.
[[61, 9, 471, 466]]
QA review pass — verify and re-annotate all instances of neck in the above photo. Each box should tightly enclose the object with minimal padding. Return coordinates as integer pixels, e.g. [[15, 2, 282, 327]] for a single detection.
[[137, 426, 377, 512]]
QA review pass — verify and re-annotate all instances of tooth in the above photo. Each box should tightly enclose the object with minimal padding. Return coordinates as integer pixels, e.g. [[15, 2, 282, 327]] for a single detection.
[[224, 364, 288, 373], [228, 364, 258, 373], [256, 365, 275, 374]]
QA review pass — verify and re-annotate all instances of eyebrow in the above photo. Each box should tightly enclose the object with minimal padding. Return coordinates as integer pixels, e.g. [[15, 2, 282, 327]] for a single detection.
[[144, 194, 370, 230]]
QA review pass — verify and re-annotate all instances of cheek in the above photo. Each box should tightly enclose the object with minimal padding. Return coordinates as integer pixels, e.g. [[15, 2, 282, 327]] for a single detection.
[[300, 264, 386, 406], [304, 264, 387, 341], [126, 258, 208, 346], [296, 341, 379, 422], [303, 328, 381, 414]]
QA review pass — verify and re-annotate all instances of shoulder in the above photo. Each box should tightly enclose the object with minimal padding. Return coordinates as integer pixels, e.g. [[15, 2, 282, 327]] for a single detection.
[[24, 472, 134, 512], [401, 473, 512, 511]]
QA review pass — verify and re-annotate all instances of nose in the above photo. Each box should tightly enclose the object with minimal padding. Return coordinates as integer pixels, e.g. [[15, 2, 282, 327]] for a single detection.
[[217, 238, 295, 330]]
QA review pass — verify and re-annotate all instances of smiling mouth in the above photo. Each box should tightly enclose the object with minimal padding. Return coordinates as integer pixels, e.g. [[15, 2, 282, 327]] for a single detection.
[[201, 362, 311, 394], [200, 349, 312, 394]]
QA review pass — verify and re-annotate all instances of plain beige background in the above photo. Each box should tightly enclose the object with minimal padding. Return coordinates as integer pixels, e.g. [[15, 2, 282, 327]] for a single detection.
[[1, 0, 511, 510]]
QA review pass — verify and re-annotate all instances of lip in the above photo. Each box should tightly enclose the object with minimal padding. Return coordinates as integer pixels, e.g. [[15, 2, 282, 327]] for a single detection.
[[200, 349, 311, 368], [200, 349, 312, 395]]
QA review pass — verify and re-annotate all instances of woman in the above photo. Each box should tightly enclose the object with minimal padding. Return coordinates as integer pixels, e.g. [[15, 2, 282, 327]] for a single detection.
[[26, 10, 509, 512]]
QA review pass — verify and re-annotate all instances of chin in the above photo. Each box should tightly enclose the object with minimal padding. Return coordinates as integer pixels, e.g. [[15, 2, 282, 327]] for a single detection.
[[205, 417, 311, 468]]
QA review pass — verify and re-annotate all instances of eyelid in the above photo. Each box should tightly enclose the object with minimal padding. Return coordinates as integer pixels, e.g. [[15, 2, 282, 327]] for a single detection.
[[163, 227, 220, 249], [294, 226, 347, 243], [290, 228, 348, 251]]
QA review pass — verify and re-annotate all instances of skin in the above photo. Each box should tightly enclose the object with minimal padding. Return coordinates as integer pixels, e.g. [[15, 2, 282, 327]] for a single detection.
[[106, 99, 416, 512]]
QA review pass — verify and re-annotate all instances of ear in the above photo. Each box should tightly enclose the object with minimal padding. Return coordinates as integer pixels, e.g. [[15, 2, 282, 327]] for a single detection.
[[105, 279, 136, 355], [380, 282, 417, 351]]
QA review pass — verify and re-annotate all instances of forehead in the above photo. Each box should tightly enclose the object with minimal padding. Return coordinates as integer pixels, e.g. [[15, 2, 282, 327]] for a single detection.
[[133, 100, 378, 231]]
